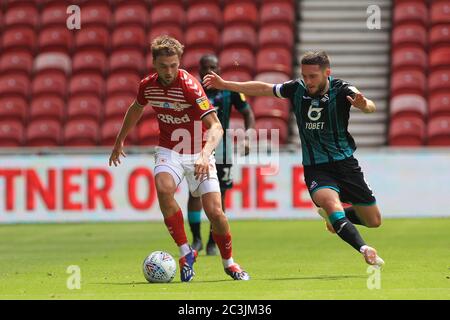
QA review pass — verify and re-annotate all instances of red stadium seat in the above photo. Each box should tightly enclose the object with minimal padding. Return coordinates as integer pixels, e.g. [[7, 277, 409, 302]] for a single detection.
[[100, 118, 137, 146], [253, 97, 290, 121], [256, 48, 292, 76], [222, 24, 257, 51], [429, 93, 450, 118], [64, 119, 99, 147], [259, 24, 294, 49], [393, 1, 428, 26], [2, 27, 36, 52], [255, 118, 288, 145], [29, 95, 64, 122], [390, 69, 426, 96], [26, 119, 62, 147], [72, 49, 107, 75], [69, 72, 104, 97], [429, 24, 450, 49], [391, 46, 427, 72], [80, 2, 112, 28], [75, 26, 110, 51], [67, 95, 102, 122], [38, 27, 73, 53], [220, 48, 255, 74], [148, 25, 184, 44], [428, 116, 450, 146], [0, 120, 24, 147], [254, 71, 290, 84], [428, 69, 450, 93], [106, 72, 141, 96], [223, 2, 258, 28], [32, 70, 67, 98], [41, 4, 68, 28], [0, 74, 30, 99], [431, 1, 450, 25], [109, 49, 145, 75], [185, 25, 220, 50], [150, 4, 185, 27], [0, 50, 33, 76], [389, 115, 425, 146], [182, 47, 216, 75], [0, 96, 27, 123], [111, 25, 146, 50], [221, 70, 253, 82], [429, 47, 450, 70], [4, 4, 39, 29], [260, 2, 295, 27], [186, 3, 222, 28], [33, 52, 72, 75], [104, 94, 135, 120], [390, 94, 427, 121], [392, 24, 427, 48], [138, 118, 160, 146], [114, 3, 148, 28]]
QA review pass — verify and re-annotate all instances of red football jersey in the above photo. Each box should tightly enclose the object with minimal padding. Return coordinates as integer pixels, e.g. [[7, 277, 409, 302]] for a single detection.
[[136, 69, 216, 154]]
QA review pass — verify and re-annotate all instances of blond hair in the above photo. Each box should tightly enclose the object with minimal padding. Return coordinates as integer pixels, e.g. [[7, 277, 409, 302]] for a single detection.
[[151, 35, 184, 60]]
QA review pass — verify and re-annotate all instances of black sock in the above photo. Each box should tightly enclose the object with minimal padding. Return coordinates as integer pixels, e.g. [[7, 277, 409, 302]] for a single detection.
[[332, 217, 366, 252], [344, 207, 364, 226], [189, 222, 201, 240], [207, 225, 215, 245]]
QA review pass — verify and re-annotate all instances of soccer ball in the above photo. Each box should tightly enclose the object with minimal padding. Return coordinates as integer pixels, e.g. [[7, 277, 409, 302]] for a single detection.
[[143, 251, 177, 283]]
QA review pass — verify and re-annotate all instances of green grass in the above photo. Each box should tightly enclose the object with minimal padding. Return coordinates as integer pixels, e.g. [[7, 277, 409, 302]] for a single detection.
[[0, 218, 449, 300]]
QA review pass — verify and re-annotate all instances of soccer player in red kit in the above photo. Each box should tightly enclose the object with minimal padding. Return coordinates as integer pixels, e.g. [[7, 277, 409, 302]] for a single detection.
[[109, 36, 249, 281]]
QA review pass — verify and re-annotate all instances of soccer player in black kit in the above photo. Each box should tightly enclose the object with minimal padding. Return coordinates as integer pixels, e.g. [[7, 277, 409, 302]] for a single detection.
[[204, 50, 384, 267]]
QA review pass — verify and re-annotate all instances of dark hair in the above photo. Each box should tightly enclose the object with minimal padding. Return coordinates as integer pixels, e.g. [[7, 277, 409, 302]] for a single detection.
[[301, 51, 331, 69], [151, 35, 184, 60]]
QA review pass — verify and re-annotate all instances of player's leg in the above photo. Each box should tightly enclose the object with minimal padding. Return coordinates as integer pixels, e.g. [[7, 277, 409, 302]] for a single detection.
[[187, 193, 203, 252], [351, 205, 382, 228]]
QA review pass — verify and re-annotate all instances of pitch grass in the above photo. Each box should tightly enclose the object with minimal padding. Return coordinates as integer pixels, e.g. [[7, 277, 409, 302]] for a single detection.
[[0, 218, 449, 300]]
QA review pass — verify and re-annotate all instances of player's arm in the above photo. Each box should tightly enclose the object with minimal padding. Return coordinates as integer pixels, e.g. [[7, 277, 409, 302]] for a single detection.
[[203, 71, 275, 97], [346, 87, 376, 113], [109, 100, 145, 167]]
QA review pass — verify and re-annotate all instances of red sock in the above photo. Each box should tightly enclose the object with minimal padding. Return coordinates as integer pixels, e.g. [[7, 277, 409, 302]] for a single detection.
[[164, 209, 188, 246], [212, 232, 232, 260]]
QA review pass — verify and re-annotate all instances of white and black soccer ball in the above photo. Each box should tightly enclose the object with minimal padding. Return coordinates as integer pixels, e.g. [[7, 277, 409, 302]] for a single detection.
[[143, 251, 176, 283]]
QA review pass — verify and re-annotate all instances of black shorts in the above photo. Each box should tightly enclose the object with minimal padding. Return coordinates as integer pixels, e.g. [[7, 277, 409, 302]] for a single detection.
[[303, 156, 376, 206], [216, 163, 233, 191]]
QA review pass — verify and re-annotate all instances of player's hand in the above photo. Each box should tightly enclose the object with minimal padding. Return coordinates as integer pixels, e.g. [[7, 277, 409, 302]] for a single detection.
[[194, 153, 210, 181], [347, 93, 367, 110], [203, 71, 226, 90], [109, 141, 127, 167]]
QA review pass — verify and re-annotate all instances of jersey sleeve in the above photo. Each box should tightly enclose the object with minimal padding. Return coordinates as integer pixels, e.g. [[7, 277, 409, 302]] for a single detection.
[[273, 80, 299, 99], [135, 78, 148, 107], [184, 74, 216, 119], [231, 92, 250, 111], [338, 80, 358, 108]]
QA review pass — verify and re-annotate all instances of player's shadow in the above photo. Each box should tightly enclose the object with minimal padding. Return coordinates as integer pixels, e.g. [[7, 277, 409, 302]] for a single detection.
[[93, 279, 231, 286], [259, 275, 367, 281]]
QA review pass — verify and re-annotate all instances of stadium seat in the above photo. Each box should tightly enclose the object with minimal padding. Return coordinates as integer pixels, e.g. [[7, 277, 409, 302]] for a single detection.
[[427, 116, 450, 146], [33, 52, 72, 75], [67, 95, 102, 122], [64, 119, 99, 147], [26, 119, 62, 147], [0, 74, 30, 99], [32, 70, 67, 98], [138, 118, 160, 146], [259, 24, 294, 49], [256, 48, 292, 76], [393, 1, 428, 26], [253, 97, 290, 121], [4, 4, 39, 29], [222, 24, 257, 51], [0, 96, 27, 123], [114, 3, 148, 28], [392, 24, 427, 48], [389, 115, 425, 146], [390, 69, 426, 96], [182, 47, 216, 75], [389, 94, 427, 121], [104, 94, 135, 120], [72, 49, 107, 75], [0, 120, 24, 147], [150, 4, 185, 27], [391, 46, 427, 72], [80, 2, 112, 28], [429, 24, 450, 49], [148, 25, 184, 44], [111, 25, 146, 50], [429, 93, 450, 118], [38, 27, 72, 53], [106, 72, 141, 96], [429, 47, 450, 70], [2, 27, 36, 52], [41, 4, 68, 28], [220, 48, 255, 75], [255, 118, 288, 145], [0, 50, 33, 76], [223, 2, 258, 28], [428, 69, 450, 93], [431, 1, 450, 25], [186, 3, 222, 28], [69, 72, 104, 97], [260, 2, 295, 27], [254, 71, 290, 84], [185, 25, 220, 50], [100, 118, 137, 146], [75, 26, 110, 51], [109, 49, 145, 75], [221, 70, 253, 82], [29, 95, 64, 122]]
